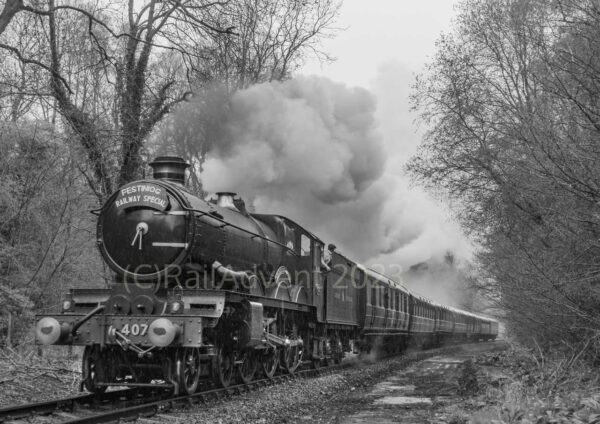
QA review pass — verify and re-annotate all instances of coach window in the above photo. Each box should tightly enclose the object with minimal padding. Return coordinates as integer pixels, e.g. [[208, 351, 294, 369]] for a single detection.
[[371, 284, 377, 306], [355, 268, 365, 288]]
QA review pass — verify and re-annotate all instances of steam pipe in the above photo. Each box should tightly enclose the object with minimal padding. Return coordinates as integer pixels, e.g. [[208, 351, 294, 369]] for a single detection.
[[71, 304, 105, 336], [212, 261, 253, 287]]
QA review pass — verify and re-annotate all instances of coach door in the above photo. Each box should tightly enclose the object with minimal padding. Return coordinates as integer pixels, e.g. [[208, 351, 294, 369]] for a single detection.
[[383, 286, 390, 329], [313, 242, 326, 322]]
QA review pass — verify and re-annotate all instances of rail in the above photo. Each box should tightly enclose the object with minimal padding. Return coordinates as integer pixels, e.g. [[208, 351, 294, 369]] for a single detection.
[[0, 363, 344, 424]]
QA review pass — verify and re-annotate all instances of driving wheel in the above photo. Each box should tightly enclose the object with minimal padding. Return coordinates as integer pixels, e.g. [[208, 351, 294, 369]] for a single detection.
[[213, 347, 234, 388]]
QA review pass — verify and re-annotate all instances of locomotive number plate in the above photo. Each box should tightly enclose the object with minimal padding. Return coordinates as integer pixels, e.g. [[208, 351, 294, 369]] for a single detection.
[[120, 323, 148, 337]]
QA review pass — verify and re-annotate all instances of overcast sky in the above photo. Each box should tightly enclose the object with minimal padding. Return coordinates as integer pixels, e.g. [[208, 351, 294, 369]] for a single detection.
[[301, 1, 458, 87]]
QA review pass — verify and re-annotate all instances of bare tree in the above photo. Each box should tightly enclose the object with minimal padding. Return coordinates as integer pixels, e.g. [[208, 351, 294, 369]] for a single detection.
[[191, 0, 341, 90], [0, 0, 235, 199], [0, 0, 340, 200], [410, 0, 600, 350]]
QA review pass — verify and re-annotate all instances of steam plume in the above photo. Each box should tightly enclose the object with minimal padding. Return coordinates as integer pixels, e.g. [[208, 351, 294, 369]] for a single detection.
[[160, 72, 472, 306]]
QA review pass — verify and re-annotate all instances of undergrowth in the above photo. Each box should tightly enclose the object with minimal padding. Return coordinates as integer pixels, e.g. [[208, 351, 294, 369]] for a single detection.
[[0, 345, 82, 407], [461, 343, 600, 424]]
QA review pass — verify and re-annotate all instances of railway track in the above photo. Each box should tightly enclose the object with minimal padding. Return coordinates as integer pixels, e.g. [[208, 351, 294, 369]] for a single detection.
[[0, 342, 499, 423], [0, 364, 344, 424]]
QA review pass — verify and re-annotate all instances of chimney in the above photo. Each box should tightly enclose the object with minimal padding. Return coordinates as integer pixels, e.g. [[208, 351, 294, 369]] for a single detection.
[[149, 156, 190, 185]]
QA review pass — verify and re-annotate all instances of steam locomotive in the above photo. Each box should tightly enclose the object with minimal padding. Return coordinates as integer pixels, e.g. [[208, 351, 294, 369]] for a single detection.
[[35, 156, 499, 395]]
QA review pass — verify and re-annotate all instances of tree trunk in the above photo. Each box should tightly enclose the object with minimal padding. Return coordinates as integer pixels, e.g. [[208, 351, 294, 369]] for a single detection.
[[47, 0, 112, 200], [6, 312, 13, 347], [0, 0, 22, 37]]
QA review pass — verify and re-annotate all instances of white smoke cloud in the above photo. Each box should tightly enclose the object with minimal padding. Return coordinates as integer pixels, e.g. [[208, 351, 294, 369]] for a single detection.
[[202, 77, 385, 204], [193, 71, 472, 305]]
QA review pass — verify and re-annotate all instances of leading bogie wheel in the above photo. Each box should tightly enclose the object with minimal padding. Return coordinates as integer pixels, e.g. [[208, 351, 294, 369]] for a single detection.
[[177, 347, 201, 395], [213, 347, 234, 388], [82, 345, 107, 394]]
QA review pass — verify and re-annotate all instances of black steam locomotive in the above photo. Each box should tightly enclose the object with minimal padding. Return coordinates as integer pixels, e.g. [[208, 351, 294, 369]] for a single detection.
[[35, 156, 498, 395]]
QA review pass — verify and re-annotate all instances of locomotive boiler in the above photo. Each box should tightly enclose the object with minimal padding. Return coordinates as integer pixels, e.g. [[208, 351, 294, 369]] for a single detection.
[[35, 156, 498, 395]]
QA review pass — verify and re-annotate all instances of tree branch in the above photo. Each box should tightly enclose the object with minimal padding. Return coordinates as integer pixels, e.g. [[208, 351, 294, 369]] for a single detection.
[[0, 43, 73, 94]]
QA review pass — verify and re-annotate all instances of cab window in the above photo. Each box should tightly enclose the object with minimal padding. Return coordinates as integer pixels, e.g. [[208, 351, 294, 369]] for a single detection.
[[300, 234, 311, 256]]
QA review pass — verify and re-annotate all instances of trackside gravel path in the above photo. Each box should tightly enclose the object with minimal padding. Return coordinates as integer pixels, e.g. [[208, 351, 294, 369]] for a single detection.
[[170, 341, 507, 424]]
